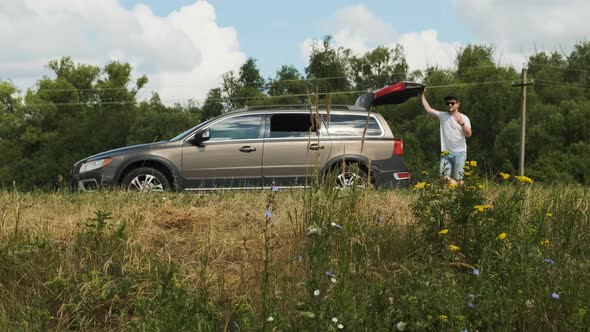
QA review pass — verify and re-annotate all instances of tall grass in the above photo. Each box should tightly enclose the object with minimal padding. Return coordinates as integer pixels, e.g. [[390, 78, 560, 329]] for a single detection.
[[0, 172, 589, 330]]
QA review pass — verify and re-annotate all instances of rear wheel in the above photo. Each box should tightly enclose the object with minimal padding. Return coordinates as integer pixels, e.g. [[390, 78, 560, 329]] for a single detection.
[[122, 167, 170, 192], [334, 163, 370, 189]]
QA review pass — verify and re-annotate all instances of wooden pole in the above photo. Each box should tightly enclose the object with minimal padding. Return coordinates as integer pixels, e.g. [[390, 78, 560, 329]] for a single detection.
[[519, 67, 527, 176]]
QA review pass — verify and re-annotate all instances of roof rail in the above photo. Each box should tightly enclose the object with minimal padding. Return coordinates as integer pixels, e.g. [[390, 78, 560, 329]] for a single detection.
[[234, 104, 366, 112]]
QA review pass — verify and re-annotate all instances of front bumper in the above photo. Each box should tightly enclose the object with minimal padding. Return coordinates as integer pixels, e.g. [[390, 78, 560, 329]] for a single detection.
[[70, 163, 118, 192]]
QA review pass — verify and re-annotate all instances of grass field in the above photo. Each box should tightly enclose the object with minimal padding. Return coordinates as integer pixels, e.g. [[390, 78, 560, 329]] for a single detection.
[[1, 173, 589, 330]]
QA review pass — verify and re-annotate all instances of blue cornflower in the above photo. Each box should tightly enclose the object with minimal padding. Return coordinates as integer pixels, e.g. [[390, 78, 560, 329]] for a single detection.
[[325, 271, 336, 278], [461, 329, 469, 332], [271, 185, 279, 192], [330, 222, 343, 229], [472, 268, 480, 276], [468, 294, 475, 300], [551, 292, 560, 299], [264, 210, 272, 219], [467, 302, 475, 309], [544, 258, 554, 265], [377, 215, 383, 222], [297, 255, 303, 262]]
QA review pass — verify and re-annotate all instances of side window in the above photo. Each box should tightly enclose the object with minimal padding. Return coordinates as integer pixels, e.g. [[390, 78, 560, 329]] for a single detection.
[[269, 113, 320, 138], [207, 114, 263, 141], [325, 114, 383, 137]]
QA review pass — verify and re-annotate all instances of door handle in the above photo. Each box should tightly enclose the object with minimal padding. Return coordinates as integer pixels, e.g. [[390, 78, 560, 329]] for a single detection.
[[239, 146, 256, 153], [308, 143, 324, 150]]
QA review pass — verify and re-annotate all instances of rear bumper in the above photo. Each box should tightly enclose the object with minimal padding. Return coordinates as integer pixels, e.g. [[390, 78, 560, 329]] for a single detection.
[[371, 156, 411, 188]]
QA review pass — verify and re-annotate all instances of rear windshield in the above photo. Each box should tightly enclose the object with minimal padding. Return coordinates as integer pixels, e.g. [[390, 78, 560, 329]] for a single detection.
[[324, 114, 383, 137]]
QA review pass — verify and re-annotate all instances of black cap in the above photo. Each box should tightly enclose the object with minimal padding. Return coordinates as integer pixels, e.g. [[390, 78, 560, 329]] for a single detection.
[[444, 94, 459, 101]]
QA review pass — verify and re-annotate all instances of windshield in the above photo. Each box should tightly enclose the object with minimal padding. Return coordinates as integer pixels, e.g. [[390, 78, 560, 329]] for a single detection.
[[169, 117, 216, 142]]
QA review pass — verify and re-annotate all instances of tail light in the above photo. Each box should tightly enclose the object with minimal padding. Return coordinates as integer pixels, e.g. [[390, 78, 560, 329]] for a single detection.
[[393, 138, 404, 155]]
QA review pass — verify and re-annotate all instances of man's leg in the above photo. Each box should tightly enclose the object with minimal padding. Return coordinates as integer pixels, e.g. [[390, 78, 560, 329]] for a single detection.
[[440, 155, 457, 185], [453, 152, 467, 185]]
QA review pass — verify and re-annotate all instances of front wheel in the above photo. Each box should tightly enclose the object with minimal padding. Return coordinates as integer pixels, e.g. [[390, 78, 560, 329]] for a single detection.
[[122, 167, 170, 192]]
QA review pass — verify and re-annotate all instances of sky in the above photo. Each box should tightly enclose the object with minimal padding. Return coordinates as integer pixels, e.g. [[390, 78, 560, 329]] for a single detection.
[[1, 0, 588, 104]]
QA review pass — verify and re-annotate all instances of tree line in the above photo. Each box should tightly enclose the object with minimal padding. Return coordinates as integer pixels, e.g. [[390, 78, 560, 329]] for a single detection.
[[1, 36, 589, 189]]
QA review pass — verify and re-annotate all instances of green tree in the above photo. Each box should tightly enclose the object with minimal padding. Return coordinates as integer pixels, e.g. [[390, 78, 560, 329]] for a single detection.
[[348, 45, 408, 91]]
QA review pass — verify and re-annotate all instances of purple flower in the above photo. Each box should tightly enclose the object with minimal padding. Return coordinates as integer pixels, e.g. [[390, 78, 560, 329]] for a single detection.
[[297, 255, 303, 262], [325, 271, 336, 278], [330, 222, 343, 229], [467, 294, 475, 300], [377, 215, 383, 222], [544, 258, 554, 265], [271, 185, 279, 192], [467, 302, 475, 308], [264, 210, 272, 219], [461, 329, 469, 332], [472, 268, 480, 276], [551, 292, 560, 299]]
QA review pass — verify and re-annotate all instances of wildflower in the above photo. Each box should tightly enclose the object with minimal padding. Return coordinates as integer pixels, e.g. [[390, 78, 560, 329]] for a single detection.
[[332, 317, 339, 323], [271, 185, 279, 192], [469, 160, 478, 167], [448, 183, 458, 189], [464, 171, 473, 176], [408, 296, 418, 303], [264, 210, 272, 219], [439, 229, 449, 235], [468, 294, 476, 300], [396, 321, 407, 331], [413, 181, 429, 190], [439, 314, 448, 321], [477, 183, 485, 189], [551, 292, 560, 300], [337, 324, 344, 329], [546, 213, 552, 217], [331, 278, 337, 283], [377, 215, 383, 222], [463, 165, 470, 170], [421, 170, 429, 176], [496, 232, 507, 241], [466, 185, 477, 190], [540, 239, 550, 247], [298, 255, 303, 262], [306, 226, 321, 235], [472, 268, 480, 276], [325, 271, 336, 278], [461, 329, 469, 332], [473, 204, 492, 213], [267, 316, 274, 322], [515, 175, 533, 184], [467, 302, 475, 308], [330, 222, 343, 229], [544, 258, 554, 265], [525, 299, 534, 309], [313, 289, 320, 296], [441, 150, 450, 156], [499, 172, 510, 180], [449, 244, 460, 252]]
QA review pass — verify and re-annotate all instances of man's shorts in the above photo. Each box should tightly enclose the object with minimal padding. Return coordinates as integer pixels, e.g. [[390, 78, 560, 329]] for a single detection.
[[440, 151, 467, 180]]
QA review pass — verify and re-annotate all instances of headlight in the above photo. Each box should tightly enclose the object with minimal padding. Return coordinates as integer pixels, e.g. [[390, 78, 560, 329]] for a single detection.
[[79, 158, 112, 173]]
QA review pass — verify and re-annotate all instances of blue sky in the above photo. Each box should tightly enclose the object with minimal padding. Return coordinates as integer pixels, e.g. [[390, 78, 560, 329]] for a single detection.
[[1, 0, 587, 103]]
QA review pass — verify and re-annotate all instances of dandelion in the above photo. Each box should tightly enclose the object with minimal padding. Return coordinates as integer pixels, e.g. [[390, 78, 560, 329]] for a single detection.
[[551, 292, 560, 300], [264, 210, 272, 219], [439, 314, 448, 321], [477, 183, 485, 189], [544, 258, 554, 265], [496, 232, 507, 241], [396, 321, 407, 331], [441, 150, 450, 156], [439, 229, 449, 235], [540, 239, 550, 247], [337, 324, 344, 329], [332, 317, 339, 323], [413, 181, 429, 190], [313, 289, 320, 296], [449, 244, 460, 251], [499, 172, 510, 180], [515, 175, 533, 184], [267, 316, 274, 322], [463, 165, 470, 170], [330, 222, 343, 229], [469, 160, 478, 167], [472, 268, 480, 276]]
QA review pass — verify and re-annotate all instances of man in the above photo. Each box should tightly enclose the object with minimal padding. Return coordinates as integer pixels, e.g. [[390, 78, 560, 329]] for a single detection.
[[420, 91, 472, 185]]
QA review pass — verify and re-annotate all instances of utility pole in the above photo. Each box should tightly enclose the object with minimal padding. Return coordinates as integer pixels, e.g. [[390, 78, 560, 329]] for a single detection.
[[512, 65, 534, 176]]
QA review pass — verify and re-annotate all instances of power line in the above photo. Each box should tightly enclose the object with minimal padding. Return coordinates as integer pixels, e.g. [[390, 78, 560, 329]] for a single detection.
[[529, 63, 590, 74]]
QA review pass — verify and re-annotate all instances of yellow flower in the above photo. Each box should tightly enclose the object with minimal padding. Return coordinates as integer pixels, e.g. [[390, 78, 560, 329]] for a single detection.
[[449, 244, 460, 252], [546, 213, 552, 217], [466, 185, 477, 190], [439, 314, 448, 321], [469, 160, 478, 167], [408, 296, 418, 303], [473, 204, 492, 213], [499, 172, 510, 180], [515, 175, 533, 184], [477, 183, 485, 189], [439, 229, 449, 235], [448, 183, 458, 189], [441, 150, 450, 156], [464, 171, 473, 176], [497, 232, 507, 241], [421, 170, 429, 176], [413, 181, 429, 190], [463, 165, 471, 170], [540, 239, 550, 247]]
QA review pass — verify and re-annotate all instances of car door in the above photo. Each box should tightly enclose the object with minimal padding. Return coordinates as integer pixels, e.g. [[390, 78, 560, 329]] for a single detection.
[[181, 113, 264, 189], [262, 112, 332, 187]]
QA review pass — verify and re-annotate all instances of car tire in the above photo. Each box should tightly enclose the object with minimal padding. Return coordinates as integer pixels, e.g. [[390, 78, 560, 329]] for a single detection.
[[334, 163, 370, 189], [122, 167, 170, 192]]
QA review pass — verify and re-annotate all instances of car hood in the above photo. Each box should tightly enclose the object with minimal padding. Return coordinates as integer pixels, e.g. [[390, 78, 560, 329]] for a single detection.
[[80, 141, 170, 162]]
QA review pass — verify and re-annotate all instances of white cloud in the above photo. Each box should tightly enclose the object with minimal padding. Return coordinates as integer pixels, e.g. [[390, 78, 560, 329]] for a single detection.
[[453, 0, 589, 57], [0, 0, 246, 103]]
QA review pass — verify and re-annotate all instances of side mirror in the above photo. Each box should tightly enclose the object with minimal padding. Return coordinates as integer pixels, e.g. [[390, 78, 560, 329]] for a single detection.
[[191, 129, 210, 146]]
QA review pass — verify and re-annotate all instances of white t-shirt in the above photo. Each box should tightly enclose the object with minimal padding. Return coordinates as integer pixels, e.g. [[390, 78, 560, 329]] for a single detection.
[[434, 111, 471, 153]]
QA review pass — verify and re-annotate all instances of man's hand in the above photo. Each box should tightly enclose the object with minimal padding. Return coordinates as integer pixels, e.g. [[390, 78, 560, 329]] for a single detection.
[[452, 111, 463, 124]]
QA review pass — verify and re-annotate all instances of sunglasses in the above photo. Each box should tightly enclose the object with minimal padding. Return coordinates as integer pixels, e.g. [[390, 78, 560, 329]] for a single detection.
[[446, 102, 456, 106]]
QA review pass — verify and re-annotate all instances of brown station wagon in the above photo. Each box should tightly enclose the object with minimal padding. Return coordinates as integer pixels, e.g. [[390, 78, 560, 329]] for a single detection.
[[70, 82, 425, 191]]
